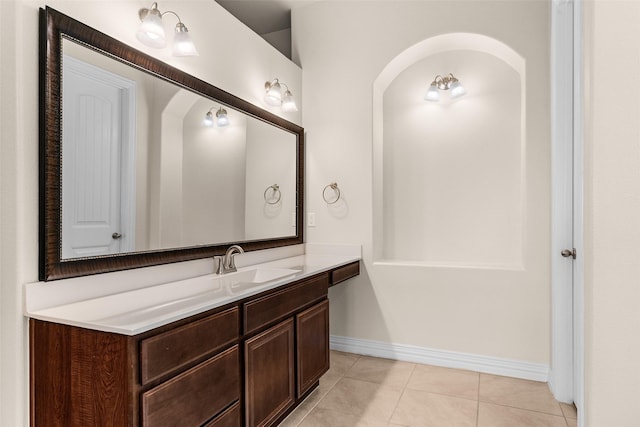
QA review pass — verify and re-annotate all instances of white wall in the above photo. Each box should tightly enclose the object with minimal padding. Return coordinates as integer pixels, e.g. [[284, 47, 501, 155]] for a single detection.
[[0, 1, 300, 425], [293, 0, 551, 367], [583, 1, 640, 424], [381, 49, 523, 268]]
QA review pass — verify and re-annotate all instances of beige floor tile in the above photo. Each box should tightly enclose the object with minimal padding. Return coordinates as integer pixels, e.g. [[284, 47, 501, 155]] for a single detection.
[[479, 374, 563, 416], [390, 388, 477, 427], [278, 405, 306, 427], [279, 371, 342, 427], [279, 387, 325, 427], [560, 402, 578, 419], [478, 402, 568, 427], [318, 368, 343, 394], [566, 417, 578, 427], [315, 377, 403, 422], [406, 364, 479, 400], [330, 350, 361, 376], [279, 394, 322, 427], [345, 356, 416, 390], [298, 406, 390, 427]]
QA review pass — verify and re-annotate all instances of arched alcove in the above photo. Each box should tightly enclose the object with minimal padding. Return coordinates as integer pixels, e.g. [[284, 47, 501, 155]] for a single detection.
[[373, 33, 526, 269]]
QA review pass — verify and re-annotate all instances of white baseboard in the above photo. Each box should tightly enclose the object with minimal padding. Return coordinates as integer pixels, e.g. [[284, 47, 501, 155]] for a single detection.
[[330, 335, 549, 382]]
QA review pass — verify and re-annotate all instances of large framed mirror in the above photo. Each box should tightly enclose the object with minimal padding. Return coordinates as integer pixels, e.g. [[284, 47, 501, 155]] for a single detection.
[[39, 7, 304, 281]]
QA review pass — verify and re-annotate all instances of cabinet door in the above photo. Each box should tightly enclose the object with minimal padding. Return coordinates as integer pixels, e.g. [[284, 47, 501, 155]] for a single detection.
[[245, 318, 295, 427], [296, 300, 330, 397]]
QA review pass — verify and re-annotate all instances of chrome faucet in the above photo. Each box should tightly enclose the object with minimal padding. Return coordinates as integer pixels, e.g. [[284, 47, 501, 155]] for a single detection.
[[216, 245, 244, 274]]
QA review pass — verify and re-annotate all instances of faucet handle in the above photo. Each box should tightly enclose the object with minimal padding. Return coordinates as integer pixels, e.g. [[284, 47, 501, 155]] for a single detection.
[[214, 256, 225, 275], [228, 253, 239, 271]]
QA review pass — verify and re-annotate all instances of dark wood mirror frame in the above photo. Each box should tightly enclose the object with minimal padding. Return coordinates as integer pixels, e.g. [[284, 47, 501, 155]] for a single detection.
[[39, 7, 304, 281]]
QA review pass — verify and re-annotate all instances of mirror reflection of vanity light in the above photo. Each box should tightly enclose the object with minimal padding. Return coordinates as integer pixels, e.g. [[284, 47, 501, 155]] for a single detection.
[[204, 107, 229, 127]]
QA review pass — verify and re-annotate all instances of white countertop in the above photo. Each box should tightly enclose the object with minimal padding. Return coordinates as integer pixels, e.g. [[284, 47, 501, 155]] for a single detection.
[[24, 244, 361, 336]]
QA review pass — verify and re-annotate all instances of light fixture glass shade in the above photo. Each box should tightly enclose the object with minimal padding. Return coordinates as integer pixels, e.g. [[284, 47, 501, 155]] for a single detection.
[[137, 9, 166, 48], [216, 108, 229, 127], [449, 80, 466, 98], [424, 85, 439, 102], [281, 90, 298, 112], [172, 23, 198, 56], [264, 80, 283, 106], [203, 111, 214, 126]]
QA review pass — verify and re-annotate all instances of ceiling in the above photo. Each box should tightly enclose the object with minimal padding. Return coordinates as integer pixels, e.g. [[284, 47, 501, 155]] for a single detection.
[[215, 0, 300, 35]]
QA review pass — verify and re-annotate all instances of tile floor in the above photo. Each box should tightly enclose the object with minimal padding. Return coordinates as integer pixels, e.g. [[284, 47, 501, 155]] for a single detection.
[[280, 351, 578, 427]]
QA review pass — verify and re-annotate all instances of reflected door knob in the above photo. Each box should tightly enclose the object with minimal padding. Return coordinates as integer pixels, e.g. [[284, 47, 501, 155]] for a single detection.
[[561, 248, 576, 259], [112, 232, 122, 239]]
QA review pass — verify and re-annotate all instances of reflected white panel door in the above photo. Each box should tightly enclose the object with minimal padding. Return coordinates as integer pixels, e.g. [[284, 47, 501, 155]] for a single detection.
[[62, 55, 135, 259]]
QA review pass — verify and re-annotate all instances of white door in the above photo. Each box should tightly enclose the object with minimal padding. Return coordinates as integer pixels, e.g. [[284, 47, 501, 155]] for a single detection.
[[550, 1, 583, 422], [571, 0, 585, 420], [62, 55, 136, 259]]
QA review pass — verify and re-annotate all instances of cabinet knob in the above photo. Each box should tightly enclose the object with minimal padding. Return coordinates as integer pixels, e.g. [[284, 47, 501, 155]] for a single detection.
[[112, 232, 122, 239]]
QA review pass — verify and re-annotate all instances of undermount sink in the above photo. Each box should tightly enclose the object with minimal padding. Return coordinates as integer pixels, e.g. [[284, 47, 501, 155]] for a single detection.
[[221, 267, 301, 292]]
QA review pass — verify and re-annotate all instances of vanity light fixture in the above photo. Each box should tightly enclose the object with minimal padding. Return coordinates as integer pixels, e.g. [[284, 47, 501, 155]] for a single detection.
[[264, 78, 298, 112], [424, 73, 466, 102], [204, 107, 229, 127], [137, 2, 199, 57]]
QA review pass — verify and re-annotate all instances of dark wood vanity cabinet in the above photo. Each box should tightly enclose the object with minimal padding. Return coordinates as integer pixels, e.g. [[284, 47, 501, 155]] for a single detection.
[[30, 265, 358, 427], [30, 306, 242, 427], [296, 300, 330, 397], [245, 318, 296, 427], [243, 273, 331, 427]]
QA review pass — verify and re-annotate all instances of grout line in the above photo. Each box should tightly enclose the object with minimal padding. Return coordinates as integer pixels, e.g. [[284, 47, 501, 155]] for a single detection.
[[480, 401, 567, 418], [476, 372, 481, 427], [388, 387, 408, 426], [294, 352, 357, 425], [386, 363, 417, 425], [402, 362, 417, 388]]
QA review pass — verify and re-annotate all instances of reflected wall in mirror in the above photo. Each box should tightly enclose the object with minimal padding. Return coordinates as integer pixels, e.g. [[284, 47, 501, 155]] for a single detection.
[[41, 7, 304, 281]]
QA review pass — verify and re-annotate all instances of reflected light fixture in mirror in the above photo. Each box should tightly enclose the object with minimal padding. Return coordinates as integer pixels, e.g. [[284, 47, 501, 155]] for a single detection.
[[137, 2, 199, 56], [204, 107, 229, 127], [425, 73, 466, 102], [264, 78, 298, 112]]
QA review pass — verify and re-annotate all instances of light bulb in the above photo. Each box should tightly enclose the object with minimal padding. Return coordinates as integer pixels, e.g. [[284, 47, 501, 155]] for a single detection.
[[172, 23, 198, 57], [216, 108, 229, 127], [424, 84, 439, 102], [264, 80, 283, 106], [449, 80, 466, 99], [281, 90, 298, 112], [203, 111, 214, 126], [137, 7, 166, 48]]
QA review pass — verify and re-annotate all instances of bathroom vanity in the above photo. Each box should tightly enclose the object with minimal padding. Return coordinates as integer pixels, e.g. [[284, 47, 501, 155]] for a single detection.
[[28, 255, 360, 426], [32, 7, 360, 426]]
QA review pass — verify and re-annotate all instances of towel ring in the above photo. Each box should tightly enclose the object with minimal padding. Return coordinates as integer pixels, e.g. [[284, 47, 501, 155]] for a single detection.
[[264, 184, 281, 204], [323, 182, 341, 204]]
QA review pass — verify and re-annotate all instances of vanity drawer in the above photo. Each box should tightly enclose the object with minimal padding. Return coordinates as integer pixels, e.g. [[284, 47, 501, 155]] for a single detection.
[[330, 261, 360, 286], [142, 345, 240, 426], [243, 274, 328, 335], [140, 307, 239, 385], [203, 402, 241, 427]]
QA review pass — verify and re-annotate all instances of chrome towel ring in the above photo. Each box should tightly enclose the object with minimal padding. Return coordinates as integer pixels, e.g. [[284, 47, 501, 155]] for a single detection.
[[264, 184, 281, 204], [323, 182, 341, 204]]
